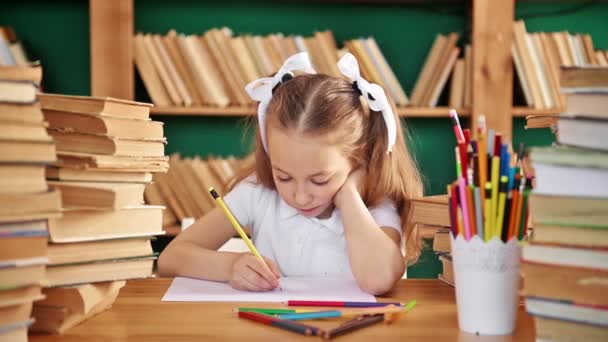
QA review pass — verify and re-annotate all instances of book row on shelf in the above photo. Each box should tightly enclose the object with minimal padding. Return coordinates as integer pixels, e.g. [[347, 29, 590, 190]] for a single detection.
[[133, 28, 409, 110], [513, 20, 608, 111], [144, 154, 253, 234], [133, 21, 608, 116]]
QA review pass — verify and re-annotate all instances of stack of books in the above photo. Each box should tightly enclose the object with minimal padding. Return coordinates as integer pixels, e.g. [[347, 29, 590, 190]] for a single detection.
[[407, 195, 453, 286], [0, 62, 61, 341], [29, 94, 168, 334], [144, 154, 253, 232], [522, 66, 608, 341], [133, 28, 409, 108]]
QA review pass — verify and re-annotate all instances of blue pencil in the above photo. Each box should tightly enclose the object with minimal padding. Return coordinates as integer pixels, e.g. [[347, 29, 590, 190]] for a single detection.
[[277, 310, 342, 321]]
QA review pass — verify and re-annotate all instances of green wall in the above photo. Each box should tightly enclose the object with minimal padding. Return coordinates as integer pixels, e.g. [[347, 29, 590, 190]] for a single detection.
[[2, 0, 606, 278]]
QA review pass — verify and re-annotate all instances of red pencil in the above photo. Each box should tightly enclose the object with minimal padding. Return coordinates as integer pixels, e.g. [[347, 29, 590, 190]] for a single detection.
[[286, 300, 402, 308], [238, 311, 320, 336], [449, 109, 465, 144]]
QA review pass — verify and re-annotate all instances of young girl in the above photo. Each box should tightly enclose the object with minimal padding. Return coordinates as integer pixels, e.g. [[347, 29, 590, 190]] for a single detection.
[[158, 52, 423, 295]]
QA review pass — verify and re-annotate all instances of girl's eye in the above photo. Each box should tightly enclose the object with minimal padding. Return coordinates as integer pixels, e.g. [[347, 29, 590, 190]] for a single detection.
[[276, 176, 292, 182], [311, 179, 329, 186]]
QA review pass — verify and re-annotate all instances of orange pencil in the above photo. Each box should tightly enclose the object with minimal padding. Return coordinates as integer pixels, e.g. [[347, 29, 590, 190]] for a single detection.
[[466, 186, 477, 237], [507, 190, 519, 240]]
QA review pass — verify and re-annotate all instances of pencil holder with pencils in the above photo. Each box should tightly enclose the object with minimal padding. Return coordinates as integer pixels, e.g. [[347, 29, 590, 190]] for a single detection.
[[447, 110, 531, 335]]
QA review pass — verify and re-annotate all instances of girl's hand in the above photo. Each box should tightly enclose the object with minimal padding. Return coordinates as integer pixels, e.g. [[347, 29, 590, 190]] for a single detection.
[[228, 253, 281, 292], [335, 167, 366, 209]]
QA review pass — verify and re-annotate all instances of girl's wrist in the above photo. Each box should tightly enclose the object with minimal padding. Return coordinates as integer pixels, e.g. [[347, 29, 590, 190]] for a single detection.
[[335, 182, 359, 209]]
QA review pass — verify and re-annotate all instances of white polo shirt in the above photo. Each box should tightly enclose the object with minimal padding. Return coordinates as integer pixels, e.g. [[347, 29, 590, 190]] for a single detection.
[[224, 177, 402, 278]]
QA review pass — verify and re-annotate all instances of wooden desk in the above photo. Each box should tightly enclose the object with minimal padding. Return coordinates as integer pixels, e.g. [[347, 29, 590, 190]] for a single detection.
[[30, 278, 534, 341]]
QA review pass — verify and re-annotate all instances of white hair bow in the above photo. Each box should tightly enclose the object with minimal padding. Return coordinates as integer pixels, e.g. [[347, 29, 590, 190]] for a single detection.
[[338, 53, 397, 154], [245, 52, 316, 154]]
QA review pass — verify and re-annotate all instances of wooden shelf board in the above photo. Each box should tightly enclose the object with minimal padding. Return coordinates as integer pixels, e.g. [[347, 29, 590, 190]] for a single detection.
[[512, 107, 562, 117], [150, 106, 472, 118]]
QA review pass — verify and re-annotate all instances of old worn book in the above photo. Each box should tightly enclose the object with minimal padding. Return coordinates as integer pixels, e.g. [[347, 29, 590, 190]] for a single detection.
[[529, 193, 608, 228], [560, 65, 608, 89], [0, 263, 45, 288], [0, 236, 47, 264], [525, 115, 558, 129], [525, 296, 608, 327], [432, 228, 451, 254], [47, 181, 145, 209], [0, 285, 43, 307], [0, 164, 47, 194], [47, 206, 163, 242], [0, 140, 56, 163], [56, 151, 169, 172], [0, 190, 61, 221], [531, 223, 608, 248], [38, 93, 152, 120], [522, 244, 608, 271], [0, 80, 37, 104], [409, 195, 450, 227], [43, 110, 164, 139], [0, 121, 51, 142], [521, 262, 608, 306], [31, 281, 125, 334], [49, 131, 166, 157], [438, 254, 454, 287], [0, 102, 44, 125], [0, 65, 42, 84], [534, 316, 608, 342], [48, 238, 153, 265], [557, 116, 608, 151], [563, 91, 608, 118], [46, 256, 154, 287], [0, 302, 33, 329], [46, 167, 152, 184]]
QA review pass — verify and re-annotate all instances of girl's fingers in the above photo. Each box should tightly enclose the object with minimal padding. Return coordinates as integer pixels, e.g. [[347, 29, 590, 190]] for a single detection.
[[263, 257, 282, 279], [242, 264, 275, 290], [247, 258, 279, 288]]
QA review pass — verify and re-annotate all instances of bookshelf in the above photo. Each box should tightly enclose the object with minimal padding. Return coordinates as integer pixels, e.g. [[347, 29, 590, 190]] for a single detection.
[[149, 106, 472, 117], [89, 0, 516, 136]]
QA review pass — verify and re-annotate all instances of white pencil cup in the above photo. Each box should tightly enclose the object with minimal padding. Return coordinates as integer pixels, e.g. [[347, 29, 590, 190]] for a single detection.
[[450, 235, 521, 335]]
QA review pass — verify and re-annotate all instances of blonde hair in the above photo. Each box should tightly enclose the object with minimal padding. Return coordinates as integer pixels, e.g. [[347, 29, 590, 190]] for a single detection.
[[231, 74, 424, 264]]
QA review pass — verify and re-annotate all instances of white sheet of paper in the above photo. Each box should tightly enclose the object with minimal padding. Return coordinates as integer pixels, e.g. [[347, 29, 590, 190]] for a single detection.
[[161, 276, 376, 303]]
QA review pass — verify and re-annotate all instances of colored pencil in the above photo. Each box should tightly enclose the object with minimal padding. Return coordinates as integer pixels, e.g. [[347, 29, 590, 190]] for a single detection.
[[490, 156, 500, 238], [495, 176, 508, 240], [322, 314, 385, 340], [484, 182, 492, 241], [466, 186, 476, 237], [238, 311, 320, 336], [449, 109, 465, 143], [518, 189, 530, 240], [447, 185, 457, 237], [451, 184, 460, 236], [477, 116, 487, 201], [277, 304, 409, 321], [237, 308, 311, 315], [458, 177, 472, 240], [286, 300, 402, 308], [474, 187, 484, 240]]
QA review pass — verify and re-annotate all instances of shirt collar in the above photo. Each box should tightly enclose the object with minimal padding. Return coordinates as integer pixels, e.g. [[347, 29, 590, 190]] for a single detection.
[[278, 198, 344, 235]]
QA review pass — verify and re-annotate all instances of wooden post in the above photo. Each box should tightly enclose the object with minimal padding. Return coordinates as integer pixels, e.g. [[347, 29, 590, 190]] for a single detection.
[[471, 0, 514, 138], [89, 0, 134, 99]]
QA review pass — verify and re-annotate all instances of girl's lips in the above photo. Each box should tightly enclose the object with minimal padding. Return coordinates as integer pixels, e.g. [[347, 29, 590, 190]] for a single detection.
[[298, 205, 320, 213]]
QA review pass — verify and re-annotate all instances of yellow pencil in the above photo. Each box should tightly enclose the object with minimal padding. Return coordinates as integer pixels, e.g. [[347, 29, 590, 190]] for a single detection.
[[209, 187, 275, 276], [484, 182, 492, 241], [490, 156, 500, 239], [495, 176, 508, 240]]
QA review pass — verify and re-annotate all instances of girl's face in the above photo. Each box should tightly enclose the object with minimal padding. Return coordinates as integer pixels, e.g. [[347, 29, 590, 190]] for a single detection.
[[267, 125, 352, 218]]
